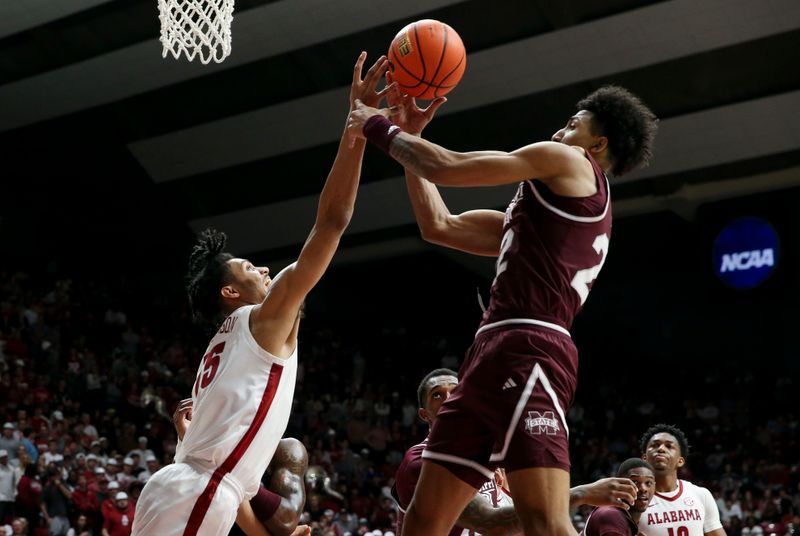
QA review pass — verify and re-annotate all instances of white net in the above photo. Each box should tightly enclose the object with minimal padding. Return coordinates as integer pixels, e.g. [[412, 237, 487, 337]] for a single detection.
[[158, 0, 235, 64]]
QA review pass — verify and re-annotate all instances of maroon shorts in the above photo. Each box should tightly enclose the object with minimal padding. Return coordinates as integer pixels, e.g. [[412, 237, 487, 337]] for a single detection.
[[424, 325, 578, 489]]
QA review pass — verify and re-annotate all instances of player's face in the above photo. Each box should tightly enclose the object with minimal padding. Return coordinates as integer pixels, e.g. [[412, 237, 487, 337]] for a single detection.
[[644, 432, 685, 473], [419, 375, 458, 425], [227, 258, 271, 303], [551, 110, 603, 151], [626, 467, 656, 512]]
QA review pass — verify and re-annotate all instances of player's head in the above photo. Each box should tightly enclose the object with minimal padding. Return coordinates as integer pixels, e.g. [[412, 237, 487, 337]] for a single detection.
[[551, 86, 658, 177], [186, 228, 271, 327], [617, 458, 656, 513], [416, 368, 458, 427], [640, 423, 690, 474]]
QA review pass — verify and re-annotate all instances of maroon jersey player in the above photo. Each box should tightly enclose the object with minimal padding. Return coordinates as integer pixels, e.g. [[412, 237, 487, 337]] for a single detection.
[[582, 458, 656, 536], [348, 80, 657, 536], [394, 370, 642, 536]]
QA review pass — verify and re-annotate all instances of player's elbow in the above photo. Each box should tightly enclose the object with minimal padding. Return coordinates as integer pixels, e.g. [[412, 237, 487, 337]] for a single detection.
[[266, 507, 301, 536], [318, 208, 352, 234], [418, 220, 449, 246]]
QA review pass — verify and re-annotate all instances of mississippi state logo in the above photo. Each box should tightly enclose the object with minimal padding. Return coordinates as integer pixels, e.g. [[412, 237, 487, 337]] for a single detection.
[[525, 410, 559, 436]]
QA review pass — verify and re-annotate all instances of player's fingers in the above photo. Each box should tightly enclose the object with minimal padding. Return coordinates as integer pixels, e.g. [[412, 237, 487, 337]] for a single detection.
[[376, 81, 398, 99], [364, 55, 387, 86], [423, 97, 447, 119], [353, 51, 367, 83]]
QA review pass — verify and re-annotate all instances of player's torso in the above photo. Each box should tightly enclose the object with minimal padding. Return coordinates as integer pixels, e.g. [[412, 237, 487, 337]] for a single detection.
[[481, 155, 612, 332], [177, 305, 297, 495], [639, 481, 710, 536]]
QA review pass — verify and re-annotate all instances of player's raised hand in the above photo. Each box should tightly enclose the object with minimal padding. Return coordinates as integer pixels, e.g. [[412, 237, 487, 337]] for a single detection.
[[385, 71, 447, 135], [172, 398, 193, 441], [346, 99, 392, 148], [289, 525, 311, 536], [350, 52, 395, 110], [577, 477, 638, 509]]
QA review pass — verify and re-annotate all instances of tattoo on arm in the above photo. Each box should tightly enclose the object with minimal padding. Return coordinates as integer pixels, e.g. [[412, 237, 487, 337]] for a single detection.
[[389, 136, 425, 176], [457, 494, 521, 533]]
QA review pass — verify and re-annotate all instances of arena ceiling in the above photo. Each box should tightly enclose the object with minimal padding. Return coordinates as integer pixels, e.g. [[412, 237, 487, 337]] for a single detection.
[[2, 0, 800, 271]]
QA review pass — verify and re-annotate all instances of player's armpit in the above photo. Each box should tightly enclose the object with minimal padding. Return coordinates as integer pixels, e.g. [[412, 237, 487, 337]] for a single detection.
[[456, 493, 523, 535], [705, 529, 728, 536]]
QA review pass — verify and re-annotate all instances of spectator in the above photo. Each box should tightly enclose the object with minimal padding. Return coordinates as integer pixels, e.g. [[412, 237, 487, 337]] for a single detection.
[[0, 450, 20, 525], [40, 469, 71, 536], [101, 492, 134, 536], [66, 514, 91, 536], [0, 427, 21, 462]]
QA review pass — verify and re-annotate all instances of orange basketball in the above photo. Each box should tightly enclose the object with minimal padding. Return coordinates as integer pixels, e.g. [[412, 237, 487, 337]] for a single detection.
[[387, 19, 466, 100]]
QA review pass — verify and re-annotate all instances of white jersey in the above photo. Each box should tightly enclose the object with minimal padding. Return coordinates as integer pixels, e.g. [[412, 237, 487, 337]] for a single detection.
[[638, 479, 723, 536], [176, 304, 298, 498], [460, 476, 514, 536]]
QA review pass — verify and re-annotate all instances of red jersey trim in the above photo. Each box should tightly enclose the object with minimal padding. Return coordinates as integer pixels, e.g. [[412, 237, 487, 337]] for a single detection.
[[183, 364, 284, 535], [654, 479, 683, 502]]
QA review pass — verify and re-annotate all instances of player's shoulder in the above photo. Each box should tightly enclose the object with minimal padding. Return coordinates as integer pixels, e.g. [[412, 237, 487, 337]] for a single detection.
[[591, 505, 628, 521], [681, 479, 711, 495]]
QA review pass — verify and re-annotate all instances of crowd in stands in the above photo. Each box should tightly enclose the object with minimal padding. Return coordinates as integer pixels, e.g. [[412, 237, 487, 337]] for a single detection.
[[0, 269, 797, 535]]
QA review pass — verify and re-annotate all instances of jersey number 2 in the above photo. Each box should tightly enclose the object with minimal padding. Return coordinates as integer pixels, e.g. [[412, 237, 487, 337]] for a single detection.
[[570, 233, 609, 305], [193, 341, 225, 396]]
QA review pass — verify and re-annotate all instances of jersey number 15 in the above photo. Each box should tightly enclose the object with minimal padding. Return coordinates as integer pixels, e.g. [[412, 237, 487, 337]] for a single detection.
[[193, 341, 225, 396]]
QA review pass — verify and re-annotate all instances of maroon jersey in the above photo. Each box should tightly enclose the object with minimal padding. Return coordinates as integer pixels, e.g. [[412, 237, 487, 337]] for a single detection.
[[392, 438, 464, 536], [582, 506, 639, 536], [480, 154, 611, 333]]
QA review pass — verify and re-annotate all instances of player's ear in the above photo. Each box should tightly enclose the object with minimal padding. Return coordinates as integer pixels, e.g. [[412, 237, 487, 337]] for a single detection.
[[676, 456, 685, 468], [418, 408, 431, 425], [220, 285, 239, 299], [590, 135, 609, 155]]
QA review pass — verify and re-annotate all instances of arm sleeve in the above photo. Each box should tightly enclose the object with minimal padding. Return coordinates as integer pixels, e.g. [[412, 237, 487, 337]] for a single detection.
[[701, 488, 723, 532]]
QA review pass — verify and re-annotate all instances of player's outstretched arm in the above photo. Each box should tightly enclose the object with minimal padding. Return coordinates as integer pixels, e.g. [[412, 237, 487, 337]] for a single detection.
[[406, 170, 503, 256], [251, 53, 392, 354], [457, 492, 523, 535], [348, 101, 583, 189], [382, 75, 504, 256], [569, 477, 637, 509]]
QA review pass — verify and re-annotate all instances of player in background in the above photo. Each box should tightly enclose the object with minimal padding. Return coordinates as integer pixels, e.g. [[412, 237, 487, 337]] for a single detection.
[[172, 399, 310, 536], [639, 424, 726, 536], [582, 458, 656, 536], [348, 73, 657, 536], [132, 52, 394, 536], [393, 369, 642, 536]]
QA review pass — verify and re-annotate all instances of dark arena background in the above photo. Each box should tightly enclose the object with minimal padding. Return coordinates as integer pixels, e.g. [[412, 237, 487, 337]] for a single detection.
[[1, 1, 799, 535]]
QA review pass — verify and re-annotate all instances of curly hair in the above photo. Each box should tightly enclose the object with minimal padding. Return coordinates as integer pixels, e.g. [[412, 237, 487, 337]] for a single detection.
[[186, 228, 234, 327], [577, 86, 658, 176], [639, 423, 690, 458], [417, 368, 458, 408]]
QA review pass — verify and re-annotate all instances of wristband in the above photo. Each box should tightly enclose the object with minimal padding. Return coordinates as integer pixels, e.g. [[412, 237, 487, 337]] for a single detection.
[[250, 484, 281, 521], [363, 115, 402, 154]]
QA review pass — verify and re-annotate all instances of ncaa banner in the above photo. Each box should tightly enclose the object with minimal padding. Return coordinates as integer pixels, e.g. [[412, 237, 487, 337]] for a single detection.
[[712, 217, 779, 289]]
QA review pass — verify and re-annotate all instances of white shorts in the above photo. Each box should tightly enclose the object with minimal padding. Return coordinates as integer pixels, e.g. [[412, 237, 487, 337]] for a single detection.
[[131, 462, 243, 536]]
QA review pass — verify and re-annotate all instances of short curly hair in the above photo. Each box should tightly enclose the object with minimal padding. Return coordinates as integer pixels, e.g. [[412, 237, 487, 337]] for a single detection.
[[639, 423, 690, 458], [186, 228, 234, 328], [577, 86, 658, 176]]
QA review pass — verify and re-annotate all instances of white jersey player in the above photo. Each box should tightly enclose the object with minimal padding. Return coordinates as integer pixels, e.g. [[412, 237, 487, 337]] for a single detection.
[[639, 425, 725, 536], [132, 51, 394, 536]]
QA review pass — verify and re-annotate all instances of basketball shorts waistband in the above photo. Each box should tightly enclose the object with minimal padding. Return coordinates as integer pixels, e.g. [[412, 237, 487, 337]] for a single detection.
[[476, 318, 571, 338]]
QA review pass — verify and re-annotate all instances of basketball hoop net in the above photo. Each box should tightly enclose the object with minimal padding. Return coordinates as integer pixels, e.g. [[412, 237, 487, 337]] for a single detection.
[[158, 0, 235, 64]]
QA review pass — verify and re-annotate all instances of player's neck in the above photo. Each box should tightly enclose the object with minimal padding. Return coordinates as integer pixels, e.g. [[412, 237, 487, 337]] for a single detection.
[[655, 472, 680, 493]]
